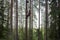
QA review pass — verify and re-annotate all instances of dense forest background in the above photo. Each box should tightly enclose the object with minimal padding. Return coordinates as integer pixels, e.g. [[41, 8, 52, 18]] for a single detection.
[[0, 0, 60, 40]]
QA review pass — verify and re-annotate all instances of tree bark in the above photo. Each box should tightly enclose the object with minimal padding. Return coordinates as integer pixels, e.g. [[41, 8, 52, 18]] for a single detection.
[[25, 0, 28, 40], [29, 0, 33, 40], [38, 0, 41, 40], [45, 0, 48, 40], [15, 0, 19, 40]]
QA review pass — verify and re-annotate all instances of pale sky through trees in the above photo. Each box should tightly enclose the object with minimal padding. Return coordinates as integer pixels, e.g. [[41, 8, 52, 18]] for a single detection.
[[12, 0, 51, 29], [18, 0, 45, 28]]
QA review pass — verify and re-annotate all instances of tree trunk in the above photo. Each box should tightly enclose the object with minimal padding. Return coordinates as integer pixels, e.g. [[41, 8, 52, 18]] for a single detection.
[[15, 0, 19, 40], [45, 0, 48, 40], [29, 0, 33, 40], [38, 0, 40, 40], [25, 0, 28, 40], [10, 0, 13, 33]]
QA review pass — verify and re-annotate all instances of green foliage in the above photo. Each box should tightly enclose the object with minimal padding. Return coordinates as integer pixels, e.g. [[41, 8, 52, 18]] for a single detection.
[[18, 27, 25, 40], [18, 28, 44, 40], [48, 0, 60, 40], [0, 0, 9, 40]]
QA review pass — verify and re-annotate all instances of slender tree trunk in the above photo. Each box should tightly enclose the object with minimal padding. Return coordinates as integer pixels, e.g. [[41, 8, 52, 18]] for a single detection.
[[38, 0, 40, 40], [29, 0, 33, 40], [29, 10, 33, 40], [10, 0, 13, 40], [15, 0, 19, 40], [25, 0, 29, 40], [45, 0, 48, 40], [11, 0, 13, 33]]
